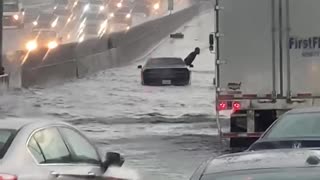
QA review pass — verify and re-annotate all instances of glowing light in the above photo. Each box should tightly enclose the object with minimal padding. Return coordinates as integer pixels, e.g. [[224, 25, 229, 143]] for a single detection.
[[153, 3, 160, 10], [48, 41, 58, 49], [33, 21, 38, 26], [116, 2, 122, 8], [99, 6, 105, 11], [51, 19, 58, 28], [13, 14, 19, 20], [26, 41, 37, 51], [84, 4, 90, 11], [126, 13, 131, 18]]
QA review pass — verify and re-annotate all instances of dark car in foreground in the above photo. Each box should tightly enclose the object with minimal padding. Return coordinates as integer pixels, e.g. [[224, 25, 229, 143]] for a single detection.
[[0, 117, 124, 180], [138, 57, 191, 86], [190, 148, 320, 180], [248, 107, 320, 151]]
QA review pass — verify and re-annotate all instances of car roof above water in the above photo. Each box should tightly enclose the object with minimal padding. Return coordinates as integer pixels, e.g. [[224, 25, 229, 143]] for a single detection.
[[203, 148, 320, 175], [145, 57, 185, 68]]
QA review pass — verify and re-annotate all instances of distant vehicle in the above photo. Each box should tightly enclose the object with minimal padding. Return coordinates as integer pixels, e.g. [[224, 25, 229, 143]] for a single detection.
[[133, 0, 161, 17], [77, 13, 108, 42], [3, 0, 25, 29], [107, 0, 133, 12], [137, 57, 191, 86], [190, 148, 320, 180], [248, 107, 320, 151], [0, 117, 125, 180], [53, 0, 73, 16], [25, 30, 62, 51], [32, 13, 60, 30], [108, 6, 132, 26], [82, 0, 106, 15]]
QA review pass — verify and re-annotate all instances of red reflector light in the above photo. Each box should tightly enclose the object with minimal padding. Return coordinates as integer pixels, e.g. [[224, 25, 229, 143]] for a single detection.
[[0, 174, 17, 180], [233, 102, 241, 111], [219, 102, 227, 110]]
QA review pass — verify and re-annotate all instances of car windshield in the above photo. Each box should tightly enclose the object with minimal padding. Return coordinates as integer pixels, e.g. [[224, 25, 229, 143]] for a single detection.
[[201, 168, 320, 180], [117, 7, 131, 13], [30, 31, 57, 39], [3, 4, 18, 12], [38, 14, 55, 22], [0, 129, 16, 159], [264, 113, 320, 138]]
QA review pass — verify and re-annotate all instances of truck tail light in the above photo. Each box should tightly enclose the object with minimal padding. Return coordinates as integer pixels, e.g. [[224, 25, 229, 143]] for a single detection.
[[233, 101, 241, 111], [218, 102, 227, 111], [0, 174, 17, 180]]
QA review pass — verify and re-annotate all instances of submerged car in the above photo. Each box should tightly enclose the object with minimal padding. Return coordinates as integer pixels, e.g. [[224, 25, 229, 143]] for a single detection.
[[25, 30, 62, 51], [190, 148, 320, 180], [249, 107, 320, 151], [32, 13, 60, 30], [0, 117, 124, 180], [138, 57, 191, 86]]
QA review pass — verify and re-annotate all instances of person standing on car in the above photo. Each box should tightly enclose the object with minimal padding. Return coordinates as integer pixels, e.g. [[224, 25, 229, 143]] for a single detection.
[[184, 47, 200, 67]]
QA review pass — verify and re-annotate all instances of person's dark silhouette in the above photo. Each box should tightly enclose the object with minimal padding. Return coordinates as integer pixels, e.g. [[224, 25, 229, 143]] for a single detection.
[[0, 66, 4, 76], [184, 47, 200, 67]]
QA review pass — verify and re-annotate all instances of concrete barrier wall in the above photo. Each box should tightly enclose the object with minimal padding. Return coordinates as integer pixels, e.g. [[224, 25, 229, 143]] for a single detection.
[[16, 3, 203, 88]]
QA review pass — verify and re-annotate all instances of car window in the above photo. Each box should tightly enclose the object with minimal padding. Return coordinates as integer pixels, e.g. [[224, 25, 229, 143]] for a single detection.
[[59, 127, 100, 164], [0, 129, 16, 159], [28, 137, 45, 163], [32, 127, 71, 164], [265, 113, 320, 138]]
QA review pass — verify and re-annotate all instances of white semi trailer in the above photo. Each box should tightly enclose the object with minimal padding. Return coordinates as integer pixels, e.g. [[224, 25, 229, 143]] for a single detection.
[[213, 0, 320, 150]]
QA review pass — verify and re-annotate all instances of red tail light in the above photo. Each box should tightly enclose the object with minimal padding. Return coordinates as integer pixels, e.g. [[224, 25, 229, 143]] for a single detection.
[[0, 174, 17, 180], [218, 102, 227, 111], [233, 101, 241, 111]]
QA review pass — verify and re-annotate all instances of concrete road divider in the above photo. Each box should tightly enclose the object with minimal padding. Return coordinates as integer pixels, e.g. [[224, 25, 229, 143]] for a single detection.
[[11, 2, 206, 88]]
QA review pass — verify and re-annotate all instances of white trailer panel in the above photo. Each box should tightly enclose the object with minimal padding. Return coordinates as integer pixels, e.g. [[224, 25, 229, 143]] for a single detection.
[[218, 0, 279, 96], [285, 0, 320, 97]]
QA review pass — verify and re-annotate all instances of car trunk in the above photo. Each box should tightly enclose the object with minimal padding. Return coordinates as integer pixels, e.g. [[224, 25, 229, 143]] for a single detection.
[[143, 68, 190, 85]]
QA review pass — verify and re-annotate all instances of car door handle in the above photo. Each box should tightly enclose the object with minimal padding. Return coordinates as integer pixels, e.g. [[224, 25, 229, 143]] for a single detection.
[[50, 171, 60, 177]]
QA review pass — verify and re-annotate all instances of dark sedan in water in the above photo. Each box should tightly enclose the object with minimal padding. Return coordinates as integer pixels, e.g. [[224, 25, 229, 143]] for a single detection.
[[190, 148, 320, 180], [138, 57, 191, 86], [248, 107, 320, 151]]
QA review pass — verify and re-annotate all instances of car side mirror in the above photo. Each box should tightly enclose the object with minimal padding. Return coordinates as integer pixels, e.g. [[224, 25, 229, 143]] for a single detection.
[[102, 152, 125, 171], [189, 64, 194, 68], [137, 65, 142, 69], [209, 33, 214, 51]]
